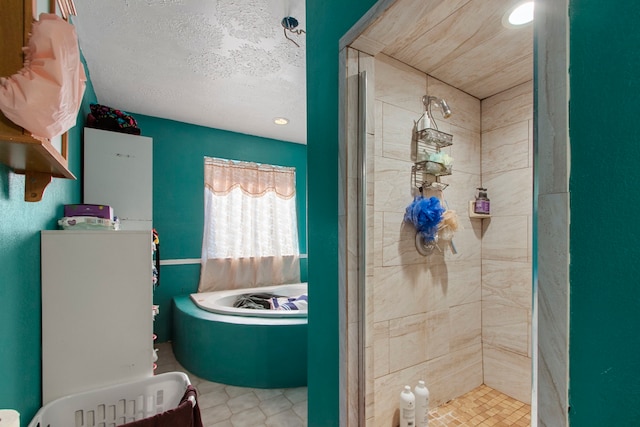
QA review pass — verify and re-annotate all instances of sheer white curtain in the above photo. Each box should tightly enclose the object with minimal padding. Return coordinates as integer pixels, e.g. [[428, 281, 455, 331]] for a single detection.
[[198, 157, 300, 293]]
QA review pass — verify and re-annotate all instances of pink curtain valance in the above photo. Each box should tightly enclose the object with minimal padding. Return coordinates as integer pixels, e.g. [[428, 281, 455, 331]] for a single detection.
[[204, 157, 295, 199]]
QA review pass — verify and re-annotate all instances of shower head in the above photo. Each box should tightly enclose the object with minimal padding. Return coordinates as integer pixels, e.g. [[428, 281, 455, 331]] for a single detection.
[[439, 99, 452, 118], [423, 95, 452, 119]]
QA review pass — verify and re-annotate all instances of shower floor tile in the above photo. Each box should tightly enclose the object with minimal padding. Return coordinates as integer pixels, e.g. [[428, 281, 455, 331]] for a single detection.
[[428, 384, 531, 427]]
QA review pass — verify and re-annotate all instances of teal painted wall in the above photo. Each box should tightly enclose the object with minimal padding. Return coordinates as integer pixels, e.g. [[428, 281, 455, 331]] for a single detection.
[[305, 1, 377, 425], [569, 1, 640, 425], [131, 114, 308, 343], [0, 66, 97, 425]]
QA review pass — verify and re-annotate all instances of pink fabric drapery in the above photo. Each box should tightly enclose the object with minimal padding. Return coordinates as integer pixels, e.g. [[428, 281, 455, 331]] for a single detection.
[[199, 256, 300, 293], [0, 13, 86, 141], [198, 157, 300, 293]]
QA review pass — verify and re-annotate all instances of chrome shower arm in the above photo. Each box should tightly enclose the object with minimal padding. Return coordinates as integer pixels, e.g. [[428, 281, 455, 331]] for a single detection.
[[422, 95, 452, 119]]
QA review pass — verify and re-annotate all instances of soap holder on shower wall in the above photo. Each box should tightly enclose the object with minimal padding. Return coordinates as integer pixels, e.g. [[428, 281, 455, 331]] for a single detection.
[[415, 128, 453, 148], [468, 201, 491, 218], [412, 162, 451, 192]]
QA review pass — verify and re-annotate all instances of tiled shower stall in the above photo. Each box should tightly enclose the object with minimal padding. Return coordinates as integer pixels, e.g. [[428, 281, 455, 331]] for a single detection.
[[342, 49, 533, 426]]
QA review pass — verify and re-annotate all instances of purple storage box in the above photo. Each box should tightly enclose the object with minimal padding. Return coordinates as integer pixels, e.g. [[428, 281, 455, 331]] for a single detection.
[[64, 204, 114, 220]]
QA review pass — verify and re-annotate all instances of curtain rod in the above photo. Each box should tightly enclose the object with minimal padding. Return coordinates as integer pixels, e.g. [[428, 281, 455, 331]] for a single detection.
[[53, 0, 77, 20]]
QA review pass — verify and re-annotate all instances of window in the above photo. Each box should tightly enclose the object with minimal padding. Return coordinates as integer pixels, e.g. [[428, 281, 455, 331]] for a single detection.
[[198, 157, 300, 292]]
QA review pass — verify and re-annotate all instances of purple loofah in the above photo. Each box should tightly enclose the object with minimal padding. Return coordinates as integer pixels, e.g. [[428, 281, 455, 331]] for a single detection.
[[404, 196, 445, 242]]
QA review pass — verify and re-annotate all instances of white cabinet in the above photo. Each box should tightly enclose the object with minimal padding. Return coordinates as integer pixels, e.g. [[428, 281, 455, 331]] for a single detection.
[[41, 230, 153, 404], [83, 128, 153, 230]]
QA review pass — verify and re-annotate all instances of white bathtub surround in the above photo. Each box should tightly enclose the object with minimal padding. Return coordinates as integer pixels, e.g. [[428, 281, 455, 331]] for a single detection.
[[191, 283, 308, 318]]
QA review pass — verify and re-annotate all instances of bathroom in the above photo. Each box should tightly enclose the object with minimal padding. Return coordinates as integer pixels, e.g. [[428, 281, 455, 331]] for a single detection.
[[0, 2, 309, 426], [5, 0, 640, 426], [3, 0, 533, 426], [340, 0, 534, 425]]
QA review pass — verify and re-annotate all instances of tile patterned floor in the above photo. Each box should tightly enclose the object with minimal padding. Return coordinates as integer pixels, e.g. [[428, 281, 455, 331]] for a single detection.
[[154, 342, 307, 427], [428, 384, 531, 427], [157, 343, 529, 427]]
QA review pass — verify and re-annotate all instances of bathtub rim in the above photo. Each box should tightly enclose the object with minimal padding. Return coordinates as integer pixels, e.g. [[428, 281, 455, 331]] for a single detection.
[[190, 282, 308, 319]]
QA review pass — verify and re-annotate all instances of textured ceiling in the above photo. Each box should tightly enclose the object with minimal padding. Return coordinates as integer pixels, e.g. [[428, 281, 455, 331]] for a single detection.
[[72, 0, 307, 144]]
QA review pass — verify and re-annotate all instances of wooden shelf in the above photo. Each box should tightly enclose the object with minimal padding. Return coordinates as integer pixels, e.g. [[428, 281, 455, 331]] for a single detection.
[[0, 135, 74, 178], [0, 135, 76, 201]]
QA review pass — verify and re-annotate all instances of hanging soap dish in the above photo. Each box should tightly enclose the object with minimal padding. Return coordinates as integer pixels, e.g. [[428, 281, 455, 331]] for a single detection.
[[422, 181, 449, 192], [415, 128, 453, 149], [412, 162, 451, 192]]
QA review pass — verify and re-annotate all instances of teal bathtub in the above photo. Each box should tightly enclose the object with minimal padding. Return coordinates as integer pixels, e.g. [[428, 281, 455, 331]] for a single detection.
[[172, 293, 307, 388]]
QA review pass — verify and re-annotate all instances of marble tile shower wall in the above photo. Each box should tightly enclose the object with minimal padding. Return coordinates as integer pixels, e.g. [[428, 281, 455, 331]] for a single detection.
[[367, 54, 483, 427], [480, 81, 533, 404]]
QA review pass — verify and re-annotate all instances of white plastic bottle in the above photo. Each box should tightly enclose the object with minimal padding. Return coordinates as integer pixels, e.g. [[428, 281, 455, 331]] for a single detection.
[[414, 380, 430, 427], [400, 385, 416, 427]]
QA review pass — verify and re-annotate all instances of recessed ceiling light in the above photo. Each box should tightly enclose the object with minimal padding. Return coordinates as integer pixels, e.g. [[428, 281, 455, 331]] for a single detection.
[[274, 117, 289, 125], [503, 1, 534, 28]]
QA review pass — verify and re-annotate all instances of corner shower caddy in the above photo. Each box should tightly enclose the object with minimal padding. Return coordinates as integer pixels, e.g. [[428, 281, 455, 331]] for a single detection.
[[409, 95, 455, 256], [411, 127, 453, 192], [411, 128, 454, 256]]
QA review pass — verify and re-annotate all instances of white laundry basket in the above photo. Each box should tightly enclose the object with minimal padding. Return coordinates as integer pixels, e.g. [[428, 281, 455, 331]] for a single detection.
[[28, 372, 191, 427]]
